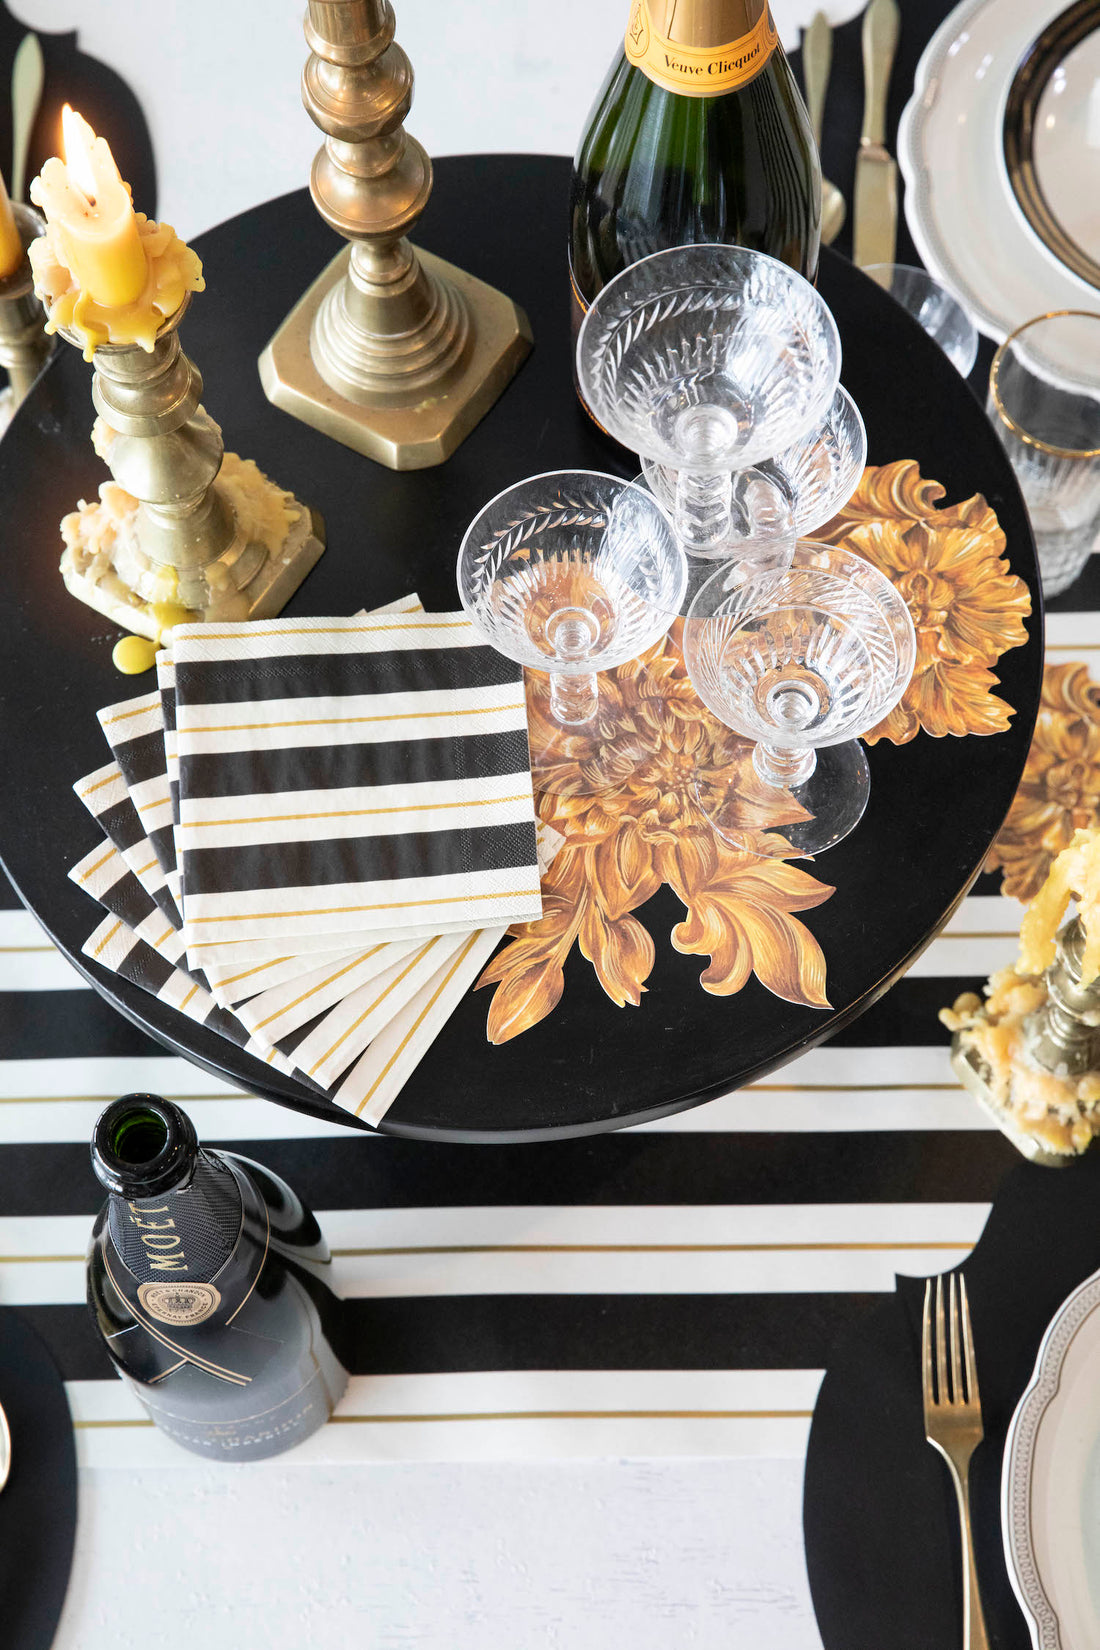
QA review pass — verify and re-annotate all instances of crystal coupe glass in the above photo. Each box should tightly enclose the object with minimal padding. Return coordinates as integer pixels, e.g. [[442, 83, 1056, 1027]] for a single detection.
[[640, 386, 867, 560], [576, 244, 842, 556], [683, 544, 916, 857], [458, 470, 686, 795]]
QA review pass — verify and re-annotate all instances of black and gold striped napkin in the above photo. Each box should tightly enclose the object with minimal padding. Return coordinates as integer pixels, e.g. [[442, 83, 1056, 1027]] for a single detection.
[[170, 613, 543, 968]]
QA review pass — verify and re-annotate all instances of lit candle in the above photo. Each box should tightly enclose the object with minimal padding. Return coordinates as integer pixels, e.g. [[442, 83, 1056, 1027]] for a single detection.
[[0, 170, 23, 279], [30, 107, 146, 307], [28, 108, 204, 359]]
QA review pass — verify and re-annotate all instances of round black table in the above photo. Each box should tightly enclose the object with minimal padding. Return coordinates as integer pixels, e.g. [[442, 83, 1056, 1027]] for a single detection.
[[0, 155, 1042, 1141]]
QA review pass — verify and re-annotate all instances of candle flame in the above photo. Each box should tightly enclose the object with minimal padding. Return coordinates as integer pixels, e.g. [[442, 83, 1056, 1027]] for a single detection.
[[61, 105, 98, 206]]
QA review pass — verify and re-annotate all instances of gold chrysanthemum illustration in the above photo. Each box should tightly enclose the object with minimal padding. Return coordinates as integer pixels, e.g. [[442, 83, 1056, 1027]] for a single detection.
[[476, 623, 834, 1043], [478, 462, 1030, 1041], [987, 661, 1100, 902], [812, 461, 1031, 743]]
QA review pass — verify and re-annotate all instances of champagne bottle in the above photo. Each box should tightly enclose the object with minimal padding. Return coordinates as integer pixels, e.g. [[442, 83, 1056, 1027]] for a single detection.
[[570, 0, 821, 421], [87, 1094, 348, 1461]]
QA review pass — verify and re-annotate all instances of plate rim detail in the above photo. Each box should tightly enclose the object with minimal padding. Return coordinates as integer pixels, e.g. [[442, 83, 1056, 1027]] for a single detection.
[[897, 0, 1097, 342], [1001, 1266, 1100, 1649], [1002, 0, 1100, 294]]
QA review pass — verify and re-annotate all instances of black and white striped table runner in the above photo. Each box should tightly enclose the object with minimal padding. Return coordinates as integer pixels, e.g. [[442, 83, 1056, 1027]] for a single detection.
[[0, 843, 1026, 1467]]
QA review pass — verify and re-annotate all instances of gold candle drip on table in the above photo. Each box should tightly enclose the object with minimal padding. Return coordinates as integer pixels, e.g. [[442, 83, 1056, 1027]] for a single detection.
[[29, 109, 324, 646], [259, 0, 532, 470]]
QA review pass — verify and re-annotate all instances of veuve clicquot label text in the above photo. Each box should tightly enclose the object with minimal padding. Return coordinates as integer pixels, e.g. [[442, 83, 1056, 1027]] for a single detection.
[[624, 0, 778, 96]]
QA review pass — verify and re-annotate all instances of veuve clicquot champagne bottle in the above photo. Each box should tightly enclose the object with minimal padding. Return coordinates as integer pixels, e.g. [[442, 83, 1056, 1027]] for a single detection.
[[88, 1095, 348, 1461], [570, 0, 821, 421]]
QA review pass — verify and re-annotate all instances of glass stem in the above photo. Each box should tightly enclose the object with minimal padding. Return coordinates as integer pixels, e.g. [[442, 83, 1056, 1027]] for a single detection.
[[550, 672, 598, 726], [674, 466, 733, 551], [753, 741, 816, 789]]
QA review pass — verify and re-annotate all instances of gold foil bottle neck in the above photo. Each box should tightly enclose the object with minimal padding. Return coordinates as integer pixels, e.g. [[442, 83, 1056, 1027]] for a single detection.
[[644, 0, 766, 44]]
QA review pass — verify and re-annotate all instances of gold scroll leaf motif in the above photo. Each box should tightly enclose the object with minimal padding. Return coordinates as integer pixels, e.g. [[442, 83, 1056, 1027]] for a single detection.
[[987, 661, 1100, 903], [811, 461, 1031, 744], [476, 621, 835, 1044], [477, 462, 1028, 1042]]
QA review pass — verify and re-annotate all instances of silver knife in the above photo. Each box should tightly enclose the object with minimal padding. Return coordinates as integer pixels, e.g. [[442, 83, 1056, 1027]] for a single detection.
[[853, 0, 900, 270]]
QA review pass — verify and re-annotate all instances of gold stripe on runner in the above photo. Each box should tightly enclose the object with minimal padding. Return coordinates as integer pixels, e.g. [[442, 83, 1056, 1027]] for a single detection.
[[332, 1408, 816, 1423], [746, 1081, 962, 1093], [73, 1408, 816, 1429], [0, 1091, 252, 1105], [0, 1239, 978, 1265], [329, 1240, 976, 1256]]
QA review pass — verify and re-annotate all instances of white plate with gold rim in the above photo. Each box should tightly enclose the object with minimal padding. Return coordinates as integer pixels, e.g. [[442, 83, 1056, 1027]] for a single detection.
[[1002, 0, 1100, 296], [898, 0, 1100, 343], [1002, 1267, 1100, 1648]]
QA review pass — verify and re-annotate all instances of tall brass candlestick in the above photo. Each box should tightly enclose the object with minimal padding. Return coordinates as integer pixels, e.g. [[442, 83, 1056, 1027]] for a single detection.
[[0, 203, 54, 414], [53, 295, 325, 641], [259, 0, 532, 470]]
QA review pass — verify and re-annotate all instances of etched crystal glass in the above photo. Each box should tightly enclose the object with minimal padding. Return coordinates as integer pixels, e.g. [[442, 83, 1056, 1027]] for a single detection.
[[576, 244, 841, 554], [640, 387, 867, 559], [458, 470, 686, 794], [863, 264, 979, 378], [683, 544, 916, 856]]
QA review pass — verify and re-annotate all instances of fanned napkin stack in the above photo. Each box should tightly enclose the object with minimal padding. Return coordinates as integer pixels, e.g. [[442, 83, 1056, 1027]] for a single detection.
[[71, 598, 559, 1126]]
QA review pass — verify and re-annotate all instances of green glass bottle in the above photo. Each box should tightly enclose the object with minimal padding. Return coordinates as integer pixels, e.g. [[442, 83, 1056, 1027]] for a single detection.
[[570, 0, 821, 422], [87, 1094, 348, 1461]]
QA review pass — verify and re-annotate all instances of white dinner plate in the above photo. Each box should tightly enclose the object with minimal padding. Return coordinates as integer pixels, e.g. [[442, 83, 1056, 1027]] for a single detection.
[[898, 0, 1100, 343], [1002, 1268, 1100, 1648]]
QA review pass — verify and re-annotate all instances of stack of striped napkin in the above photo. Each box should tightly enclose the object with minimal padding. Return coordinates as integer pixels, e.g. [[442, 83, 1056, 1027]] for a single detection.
[[70, 597, 558, 1126]]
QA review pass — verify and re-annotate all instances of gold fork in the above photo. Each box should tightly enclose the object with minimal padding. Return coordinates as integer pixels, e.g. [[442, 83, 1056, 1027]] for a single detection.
[[922, 1275, 990, 1650]]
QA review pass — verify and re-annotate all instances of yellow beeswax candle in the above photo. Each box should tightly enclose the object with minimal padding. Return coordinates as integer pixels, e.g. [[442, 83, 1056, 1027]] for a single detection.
[[30, 107, 146, 306], [0, 170, 23, 278]]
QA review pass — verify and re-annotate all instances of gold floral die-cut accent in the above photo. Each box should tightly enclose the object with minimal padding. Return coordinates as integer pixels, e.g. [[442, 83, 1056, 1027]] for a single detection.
[[987, 661, 1100, 902], [477, 460, 1029, 1042], [812, 461, 1031, 744], [476, 623, 835, 1044]]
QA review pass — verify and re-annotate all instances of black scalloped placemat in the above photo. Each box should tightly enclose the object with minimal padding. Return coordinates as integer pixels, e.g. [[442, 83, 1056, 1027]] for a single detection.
[[0, 1305, 77, 1650], [804, 1149, 1100, 1650]]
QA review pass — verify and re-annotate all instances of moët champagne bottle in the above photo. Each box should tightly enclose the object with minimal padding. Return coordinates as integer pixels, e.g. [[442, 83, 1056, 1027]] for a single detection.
[[570, 0, 821, 424], [87, 1094, 348, 1461]]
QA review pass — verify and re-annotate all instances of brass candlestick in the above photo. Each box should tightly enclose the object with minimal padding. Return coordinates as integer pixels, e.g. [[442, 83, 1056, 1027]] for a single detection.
[[0, 203, 54, 414], [55, 297, 325, 641], [952, 917, 1100, 1166], [259, 0, 532, 470]]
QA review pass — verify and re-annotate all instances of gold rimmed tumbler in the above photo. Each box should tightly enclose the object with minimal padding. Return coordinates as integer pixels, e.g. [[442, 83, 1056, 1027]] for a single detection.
[[989, 310, 1100, 598]]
